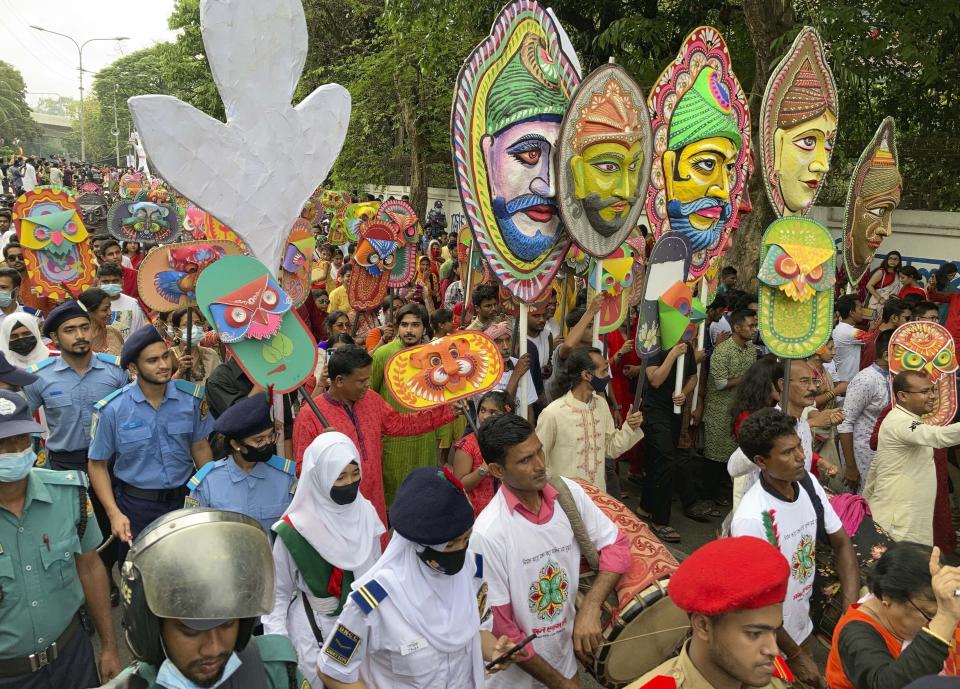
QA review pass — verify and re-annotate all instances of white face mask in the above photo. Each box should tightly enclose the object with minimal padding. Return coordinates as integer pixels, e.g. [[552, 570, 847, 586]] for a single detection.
[[157, 651, 242, 689]]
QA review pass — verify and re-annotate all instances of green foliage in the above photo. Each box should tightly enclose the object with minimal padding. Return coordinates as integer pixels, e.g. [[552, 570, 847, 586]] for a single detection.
[[0, 61, 41, 156]]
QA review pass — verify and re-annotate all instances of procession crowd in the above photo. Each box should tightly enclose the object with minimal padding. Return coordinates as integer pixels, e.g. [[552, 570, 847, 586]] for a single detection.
[[0, 162, 958, 689]]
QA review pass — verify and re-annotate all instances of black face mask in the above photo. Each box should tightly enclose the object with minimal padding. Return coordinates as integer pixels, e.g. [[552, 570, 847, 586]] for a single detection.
[[239, 442, 274, 463], [330, 480, 360, 505], [8, 336, 36, 356], [417, 545, 467, 576]]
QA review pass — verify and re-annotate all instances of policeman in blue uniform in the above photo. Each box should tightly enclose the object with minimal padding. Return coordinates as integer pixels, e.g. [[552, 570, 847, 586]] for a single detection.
[[23, 300, 128, 471], [187, 393, 296, 536], [0, 390, 121, 688], [86, 325, 214, 558]]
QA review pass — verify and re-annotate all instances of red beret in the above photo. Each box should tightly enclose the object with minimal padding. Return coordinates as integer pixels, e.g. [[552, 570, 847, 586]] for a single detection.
[[669, 537, 789, 615]]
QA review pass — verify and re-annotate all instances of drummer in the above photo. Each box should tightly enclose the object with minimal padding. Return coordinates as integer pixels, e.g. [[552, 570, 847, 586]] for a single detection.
[[627, 536, 795, 689], [472, 413, 630, 689]]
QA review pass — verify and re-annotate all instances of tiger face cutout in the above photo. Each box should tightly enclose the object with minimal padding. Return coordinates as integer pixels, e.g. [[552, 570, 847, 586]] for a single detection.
[[889, 321, 958, 426]]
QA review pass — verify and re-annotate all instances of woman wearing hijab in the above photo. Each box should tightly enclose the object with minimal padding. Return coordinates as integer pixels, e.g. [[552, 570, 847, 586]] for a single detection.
[[265, 432, 386, 688], [0, 312, 53, 368], [317, 466, 513, 689]]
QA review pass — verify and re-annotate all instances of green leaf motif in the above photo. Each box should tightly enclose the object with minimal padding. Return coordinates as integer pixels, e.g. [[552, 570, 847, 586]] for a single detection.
[[261, 332, 293, 364]]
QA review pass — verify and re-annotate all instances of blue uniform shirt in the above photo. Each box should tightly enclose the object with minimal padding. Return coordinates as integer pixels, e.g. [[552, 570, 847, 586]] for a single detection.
[[188, 455, 296, 535], [89, 380, 214, 489], [23, 354, 128, 452]]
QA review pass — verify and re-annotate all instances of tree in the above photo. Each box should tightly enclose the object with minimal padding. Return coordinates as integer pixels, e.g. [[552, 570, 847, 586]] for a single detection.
[[33, 96, 77, 118], [0, 61, 40, 158]]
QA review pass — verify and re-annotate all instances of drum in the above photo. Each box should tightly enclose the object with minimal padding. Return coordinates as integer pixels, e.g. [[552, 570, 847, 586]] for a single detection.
[[574, 481, 689, 688]]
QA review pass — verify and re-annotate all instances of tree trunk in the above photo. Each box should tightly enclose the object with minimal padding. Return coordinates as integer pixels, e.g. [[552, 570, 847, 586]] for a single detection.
[[723, 0, 795, 292], [396, 68, 428, 221]]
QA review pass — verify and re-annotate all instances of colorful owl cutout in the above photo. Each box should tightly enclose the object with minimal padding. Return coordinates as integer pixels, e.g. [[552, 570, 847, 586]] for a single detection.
[[385, 332, 504, 410], [343, 201, 380, 243], [452, 0, 580, 302], [348, 220, 399, 312], [658, 280, 706, 349], [586, 243, 636, 334], [889, 321, 958, 426], [279, 219, 316, 307], [138, 240, 242, 312], [635, 234, 691, 359], [646, 26, 751, 281], [108, 191, 181, 244], [197, 254, 317, 393], [757, 217, 836, 358], [378, 200, 420, 288], [12, 186, 97, 300]]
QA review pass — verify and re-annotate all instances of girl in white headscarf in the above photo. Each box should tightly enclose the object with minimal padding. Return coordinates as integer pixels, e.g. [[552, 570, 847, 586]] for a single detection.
[[0, 313, 51, 368], [263, 431, 385, 688]]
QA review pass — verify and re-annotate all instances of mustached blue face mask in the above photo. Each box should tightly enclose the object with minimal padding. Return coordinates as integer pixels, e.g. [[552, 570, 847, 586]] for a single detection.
[[0, 447, 35, 482], [157, 651, 242, 689]]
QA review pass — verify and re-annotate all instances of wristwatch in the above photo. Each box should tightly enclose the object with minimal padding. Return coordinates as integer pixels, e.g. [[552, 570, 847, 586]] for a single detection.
[[478, 466, 489, 477]]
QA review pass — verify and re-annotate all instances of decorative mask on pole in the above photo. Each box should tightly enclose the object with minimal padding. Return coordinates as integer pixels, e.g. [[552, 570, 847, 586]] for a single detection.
[[452, 0, 580, 302], [888, 321, 958, 426], [279, 219, 317, 307], [138, 240, 241, 311], [760, 27, 838, 218], [586, 243, 637, 334], [635, 234, 691, 359], [557, 63, 651, 258], [842, 117, 901, 285], [107, 191, 181, 244], [646, 27, 750, 281]]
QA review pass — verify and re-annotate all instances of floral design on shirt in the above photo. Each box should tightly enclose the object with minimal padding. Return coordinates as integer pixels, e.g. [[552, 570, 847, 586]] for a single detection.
[[528, 559, 569, 621], [791, 535, 816, 583]]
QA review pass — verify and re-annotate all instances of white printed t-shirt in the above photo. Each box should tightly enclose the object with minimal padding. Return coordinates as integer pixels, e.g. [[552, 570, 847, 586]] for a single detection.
[[108, 293, 147, 339], [471, 478, 619, 689], [730, 474, 843, 645]]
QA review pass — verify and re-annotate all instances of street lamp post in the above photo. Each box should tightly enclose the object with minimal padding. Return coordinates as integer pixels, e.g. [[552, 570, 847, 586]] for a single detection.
[[29, 26, 128, 162], [112, 84, 120, 166]]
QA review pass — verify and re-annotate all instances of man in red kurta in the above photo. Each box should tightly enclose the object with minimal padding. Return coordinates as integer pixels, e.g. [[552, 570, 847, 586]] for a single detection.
[[292, 344, 455, 527]]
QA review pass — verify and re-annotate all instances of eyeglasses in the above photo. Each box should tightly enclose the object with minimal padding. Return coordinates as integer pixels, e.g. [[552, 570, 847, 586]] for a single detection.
[[906, 597, 935, 623], [903, 387, 936, 396]]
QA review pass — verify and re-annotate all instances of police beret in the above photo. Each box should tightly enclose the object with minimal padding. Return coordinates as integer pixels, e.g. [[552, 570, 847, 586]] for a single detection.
[[42, 300, 89, 337], [121, 324, 165, 369], [213, 393, 273, 440], [389, 467, 474, 546], [669, 536, 790, 615]]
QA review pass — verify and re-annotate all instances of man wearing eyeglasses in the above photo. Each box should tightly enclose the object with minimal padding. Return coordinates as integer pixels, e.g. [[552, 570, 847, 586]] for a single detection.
[[186, 393, 295, 538], [863, 370, 960, 546]]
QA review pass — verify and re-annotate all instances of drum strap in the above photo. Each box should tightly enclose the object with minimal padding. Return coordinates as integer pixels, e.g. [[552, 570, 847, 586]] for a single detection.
[[548, 476, 599, 571]]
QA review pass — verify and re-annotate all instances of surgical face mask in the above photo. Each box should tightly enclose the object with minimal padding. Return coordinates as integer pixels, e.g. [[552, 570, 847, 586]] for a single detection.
[[239, 441, 273, 463], [0, 291, 13, 308], [417, 545, 467, 576], [157, 652, 242, 689], [330, 479, 360, 505], [0, 447, 35, 482], [186, 326, 204, 343], [8, 336, 36, 356], [100, 283, 122, 297], [589, 373, 610, 394]]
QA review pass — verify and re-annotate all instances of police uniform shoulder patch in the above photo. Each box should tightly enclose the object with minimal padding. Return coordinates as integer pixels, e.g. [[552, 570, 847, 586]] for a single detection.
[[266, 455, 296, 477], [324, 624, 360, 666], [94, 352, 122, 367], [94, 387, 125, 411], [25, 358, 56, 374], [187, 460, 220, 491], [174, 379, 205, 398], [350, 579, 388, 615]]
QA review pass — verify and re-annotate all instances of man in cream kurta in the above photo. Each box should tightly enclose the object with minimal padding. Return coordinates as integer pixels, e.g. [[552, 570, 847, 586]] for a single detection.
[[863, 371, 960, 545], [536, 346, 643, 491]]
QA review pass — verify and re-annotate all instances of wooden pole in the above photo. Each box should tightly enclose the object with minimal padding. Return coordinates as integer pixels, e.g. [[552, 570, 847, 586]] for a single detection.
[[518, 302, 529, 419], [592, 259, 603, 348], [689, 277, 708, 414]]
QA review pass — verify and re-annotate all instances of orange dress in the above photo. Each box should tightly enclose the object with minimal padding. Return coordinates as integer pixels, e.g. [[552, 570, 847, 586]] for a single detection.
[[826, 604, 901, 689]]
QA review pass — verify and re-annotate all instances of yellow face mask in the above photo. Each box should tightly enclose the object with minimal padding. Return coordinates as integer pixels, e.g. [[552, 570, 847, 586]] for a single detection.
[[663, 136, 738, 231], [570, 140, 644, 221], [774, 111, 837, 215]]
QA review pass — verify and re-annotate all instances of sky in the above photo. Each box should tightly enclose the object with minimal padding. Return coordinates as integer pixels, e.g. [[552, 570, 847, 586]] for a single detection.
[[0, 0, 177, 105]]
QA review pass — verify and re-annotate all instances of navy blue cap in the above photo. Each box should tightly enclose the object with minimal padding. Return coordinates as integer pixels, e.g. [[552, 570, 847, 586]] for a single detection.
[[42, 300, 89, 337], [389, 467, 474, 545], [0, 352, 38, 387], [121, 324, 165, 369], [213, 393, 273, 440], [0, 389, 41, 438]]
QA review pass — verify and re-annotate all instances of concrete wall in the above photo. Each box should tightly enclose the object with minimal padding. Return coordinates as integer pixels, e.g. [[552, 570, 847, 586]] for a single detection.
[[365, 184, 960, 281]]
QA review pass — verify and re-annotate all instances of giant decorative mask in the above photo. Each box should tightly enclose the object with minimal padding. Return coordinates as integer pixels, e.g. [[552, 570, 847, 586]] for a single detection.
[[889, 321, 958, 426], [197, 254, 317, 393], [138, 240, 241, 311], [760, 27, 838, 218], [108, 191, 181, 244], [757, 217, 835, 358], [658, 280, 706, 350], [378, 200, 420, 289], [118, 173, 144, 199], [586, 243, 636, 334], [76, 191, 108, 228], [279, 219, 317, 307], [343, 201, 380, 243], [635, 234, 691, 359], [558, 64, 651, 258], [842, 117, 901, 285], [452, 0, 579, 302], [348, 219, 399, 311], [384, 332, 504, 409], [318, 190, 352, 245], [181, 203, 246, 250], [646, 27, 750, 281], [13, 186, 96, 300]]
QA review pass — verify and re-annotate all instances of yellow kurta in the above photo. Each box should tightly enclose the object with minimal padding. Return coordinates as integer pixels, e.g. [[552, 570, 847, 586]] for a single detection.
[[535, 390, 643, 491], [863, 404, 960, 545]]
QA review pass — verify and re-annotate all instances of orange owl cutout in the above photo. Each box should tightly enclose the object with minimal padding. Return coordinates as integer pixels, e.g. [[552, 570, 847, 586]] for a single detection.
[[385, 332, 504, 410], [889, 320, 958, 426]]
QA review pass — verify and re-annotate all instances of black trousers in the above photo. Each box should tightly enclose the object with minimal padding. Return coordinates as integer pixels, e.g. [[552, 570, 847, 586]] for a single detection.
[[0, 622, 99, 689], [640, 410, 696, 526]]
